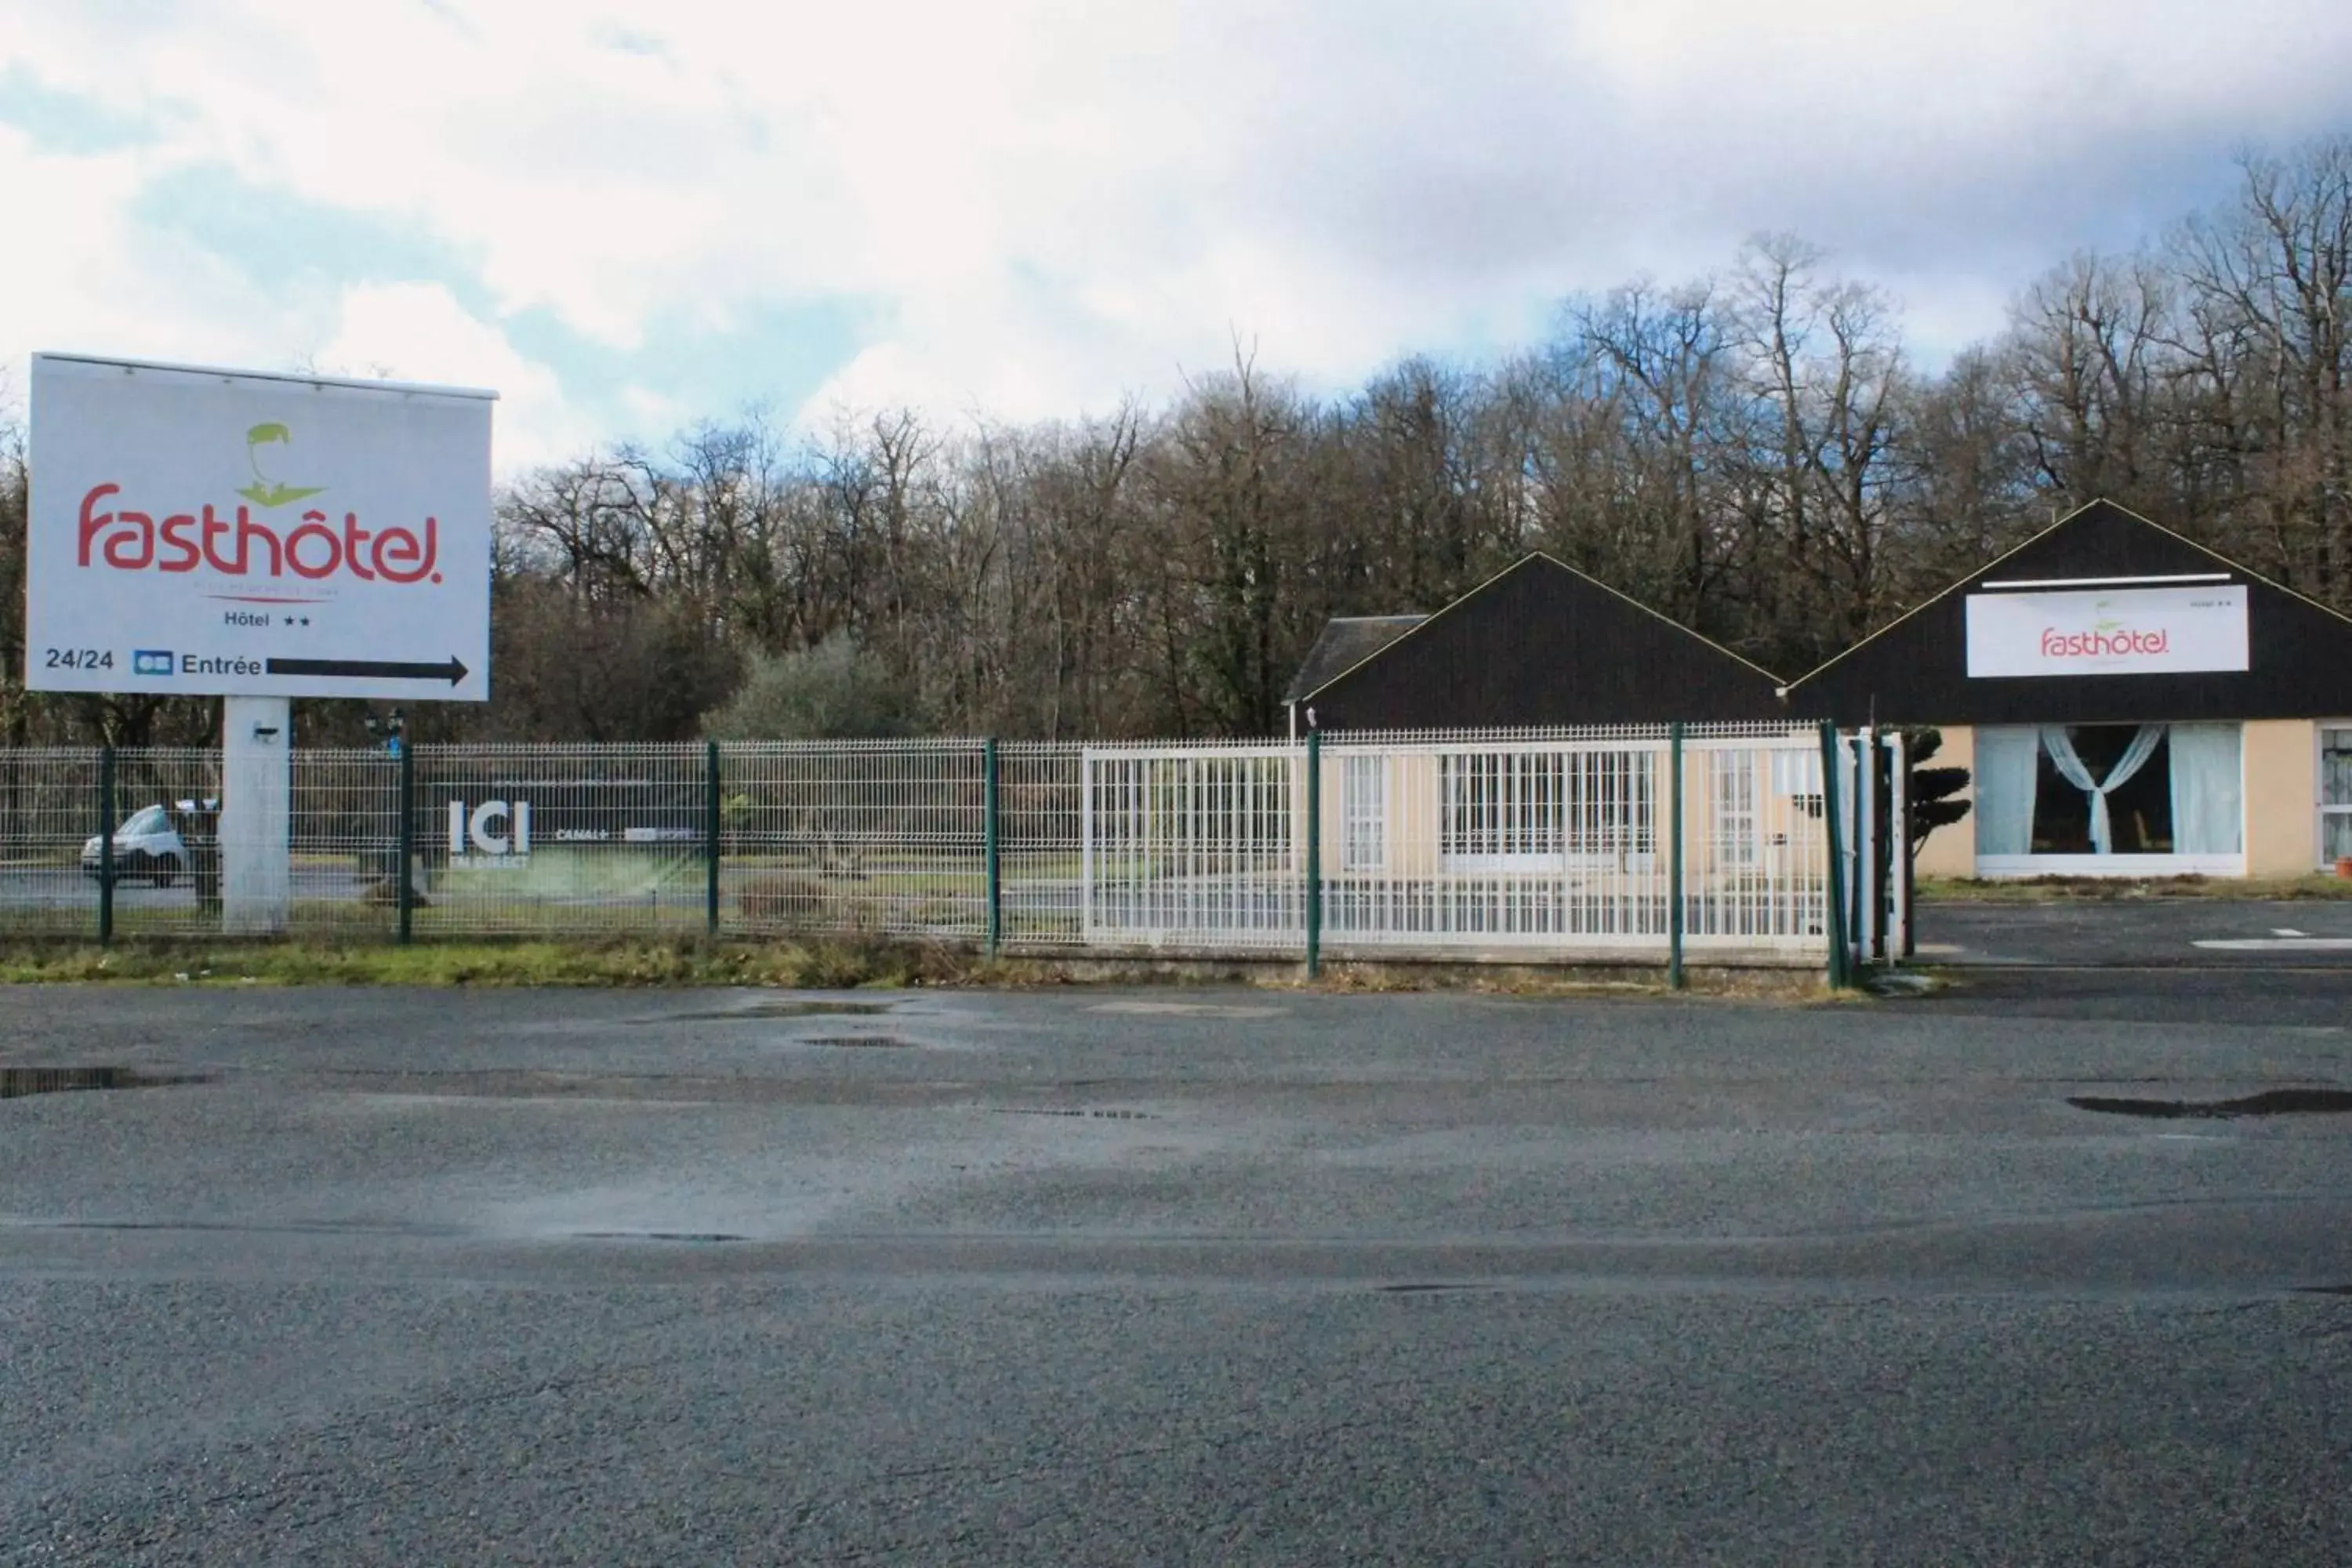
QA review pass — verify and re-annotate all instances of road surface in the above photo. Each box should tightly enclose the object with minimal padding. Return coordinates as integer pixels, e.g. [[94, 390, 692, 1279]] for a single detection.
[[4, 981, 2349, 1563]]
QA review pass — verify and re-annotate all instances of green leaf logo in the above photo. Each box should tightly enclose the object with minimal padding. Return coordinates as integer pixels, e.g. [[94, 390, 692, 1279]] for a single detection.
[[237, 423, 325, 509]]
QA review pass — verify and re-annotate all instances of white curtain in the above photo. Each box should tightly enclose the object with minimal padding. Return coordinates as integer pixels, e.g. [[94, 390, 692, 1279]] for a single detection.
[[1973, 726, 2041, 857], [2168, 724, 2242, 855], [2041, 725, 2165, 855]]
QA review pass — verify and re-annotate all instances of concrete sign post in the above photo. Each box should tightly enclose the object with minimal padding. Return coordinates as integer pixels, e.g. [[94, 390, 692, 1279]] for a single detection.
[[26, 354, 495, 933], [222, 701, 292, 933]]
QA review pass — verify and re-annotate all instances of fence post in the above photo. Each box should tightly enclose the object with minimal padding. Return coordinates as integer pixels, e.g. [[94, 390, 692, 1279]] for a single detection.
[[1864, 737, 1878, 960], [1078, 750, 1093, 939], [706, 739, 723, 938], [396, 740, 415, 945], [1886, 729, 1910, 962], [1668, 723, 1685, 990], [1305, 730, 1322, 978], [983, 739, 1002, 957], [97, 746, 116, 947], [1818, 720, 1850, 989]]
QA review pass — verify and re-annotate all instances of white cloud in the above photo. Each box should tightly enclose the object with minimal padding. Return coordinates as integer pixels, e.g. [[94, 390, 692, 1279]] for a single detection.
[[0, 117, 596, 473], [311, 282, 596, 471], [5, 0, 2352, 448], [0, 123, 285, 371]]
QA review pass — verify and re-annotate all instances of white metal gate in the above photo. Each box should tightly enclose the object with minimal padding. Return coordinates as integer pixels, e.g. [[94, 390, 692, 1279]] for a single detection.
[[1681, 735, 1831, 951], [1321, 736, 1672, 948], [1078, 726, 1831, 960]]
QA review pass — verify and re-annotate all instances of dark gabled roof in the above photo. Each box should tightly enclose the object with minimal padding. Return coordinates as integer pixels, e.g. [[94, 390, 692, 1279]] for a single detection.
[[1283, 615, 1426, 704], [1782, 498, 2352, 725], [1292, 554, 1786, 728]]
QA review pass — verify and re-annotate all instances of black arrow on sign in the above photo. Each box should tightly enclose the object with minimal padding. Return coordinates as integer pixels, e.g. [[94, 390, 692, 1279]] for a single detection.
[[266, 656, 470, 686]]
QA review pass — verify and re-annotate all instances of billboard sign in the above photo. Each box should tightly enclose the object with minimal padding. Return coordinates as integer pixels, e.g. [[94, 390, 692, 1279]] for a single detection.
[[26, 354, 494, 700], [1964, 585, 2249, 679]]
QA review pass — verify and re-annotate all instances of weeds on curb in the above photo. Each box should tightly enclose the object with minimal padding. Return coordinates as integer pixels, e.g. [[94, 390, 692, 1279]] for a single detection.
[[0, 938, 1827, 997]]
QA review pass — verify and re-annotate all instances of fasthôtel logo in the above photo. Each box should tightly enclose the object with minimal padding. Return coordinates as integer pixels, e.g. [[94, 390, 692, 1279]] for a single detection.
[[131, 650, 174, 677], [2037, 622, 2172, 659], [74, 423, 443, 586]]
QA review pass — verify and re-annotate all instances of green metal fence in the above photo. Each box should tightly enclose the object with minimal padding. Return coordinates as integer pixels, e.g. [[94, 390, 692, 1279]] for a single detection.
[[0, 727, 1834, 971]]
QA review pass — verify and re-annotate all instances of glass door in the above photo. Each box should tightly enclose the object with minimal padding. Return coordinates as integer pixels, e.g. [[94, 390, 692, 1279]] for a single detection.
[[1342, 754, 1385, 872], [1711, 749, 1757, 868], [2323, 727, 2352, 866]]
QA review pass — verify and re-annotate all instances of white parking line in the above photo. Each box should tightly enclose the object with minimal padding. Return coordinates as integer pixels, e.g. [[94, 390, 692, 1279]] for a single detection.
[[2192, 937, 2352, 951]]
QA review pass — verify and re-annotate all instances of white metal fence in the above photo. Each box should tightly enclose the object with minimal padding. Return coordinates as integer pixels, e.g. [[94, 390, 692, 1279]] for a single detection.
[[0, 724, 1840, 967], [1082, 742, 1303, 949]]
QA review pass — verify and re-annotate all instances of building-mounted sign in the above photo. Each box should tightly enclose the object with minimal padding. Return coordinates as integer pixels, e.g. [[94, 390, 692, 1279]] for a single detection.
[[1964, 584, 2249, 679], [26, 354, 493, 701]]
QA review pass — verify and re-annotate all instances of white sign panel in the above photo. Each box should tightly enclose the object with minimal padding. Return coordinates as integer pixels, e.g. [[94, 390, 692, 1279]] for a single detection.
[[26, 354, 493, 700], [1965, 585, 2249, 678]]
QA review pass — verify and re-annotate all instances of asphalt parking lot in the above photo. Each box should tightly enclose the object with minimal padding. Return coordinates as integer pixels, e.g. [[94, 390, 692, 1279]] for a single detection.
[[5, 978, 2350, 1563], [1919, 895, 2352, 968]]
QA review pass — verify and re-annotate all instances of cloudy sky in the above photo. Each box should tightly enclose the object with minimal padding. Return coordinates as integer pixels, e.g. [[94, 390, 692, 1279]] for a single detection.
[[5, 0, 2350, 470]]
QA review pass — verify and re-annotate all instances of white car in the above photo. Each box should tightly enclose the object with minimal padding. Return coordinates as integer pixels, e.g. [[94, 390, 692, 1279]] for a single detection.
[[81, 804, 190, 887]]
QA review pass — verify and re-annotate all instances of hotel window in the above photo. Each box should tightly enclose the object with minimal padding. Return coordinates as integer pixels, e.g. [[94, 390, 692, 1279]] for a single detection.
[[1439, 750, 1653, 868], [1770, 748, 1824, 815], [1973, 723, 2241, 862]]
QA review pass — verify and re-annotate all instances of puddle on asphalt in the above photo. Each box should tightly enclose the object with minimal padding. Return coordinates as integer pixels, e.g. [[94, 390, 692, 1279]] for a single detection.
[[648, 1000, 894, 1023], [1374, 1282, 1490, 1294], [1, 1066, 211, 1100], [1087, 1001, 1288, 1019], [2068, 1088, 2352, 1120], [1864, 971, 1941, 997]]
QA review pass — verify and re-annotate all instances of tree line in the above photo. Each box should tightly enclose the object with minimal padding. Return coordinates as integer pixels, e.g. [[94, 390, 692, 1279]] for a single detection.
[[3, 136, 2347, 746]]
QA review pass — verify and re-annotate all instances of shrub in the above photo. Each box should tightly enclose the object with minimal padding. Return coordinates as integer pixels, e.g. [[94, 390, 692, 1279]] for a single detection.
[[703, 637, 922, 740]]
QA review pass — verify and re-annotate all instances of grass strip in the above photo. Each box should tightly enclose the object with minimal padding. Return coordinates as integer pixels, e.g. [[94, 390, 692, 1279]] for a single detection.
[[0, 938, 1827, 997], [0, 937, 966, 989], [1917, 873, 2352, 903]]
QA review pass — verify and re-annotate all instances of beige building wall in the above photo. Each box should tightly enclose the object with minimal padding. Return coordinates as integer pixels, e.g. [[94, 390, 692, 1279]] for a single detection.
[[1913, 724, 1976, 879], [1296, 721, 2322, 883], [2244, 719, 2318, 877], [1392, 754, 1439, 876]]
